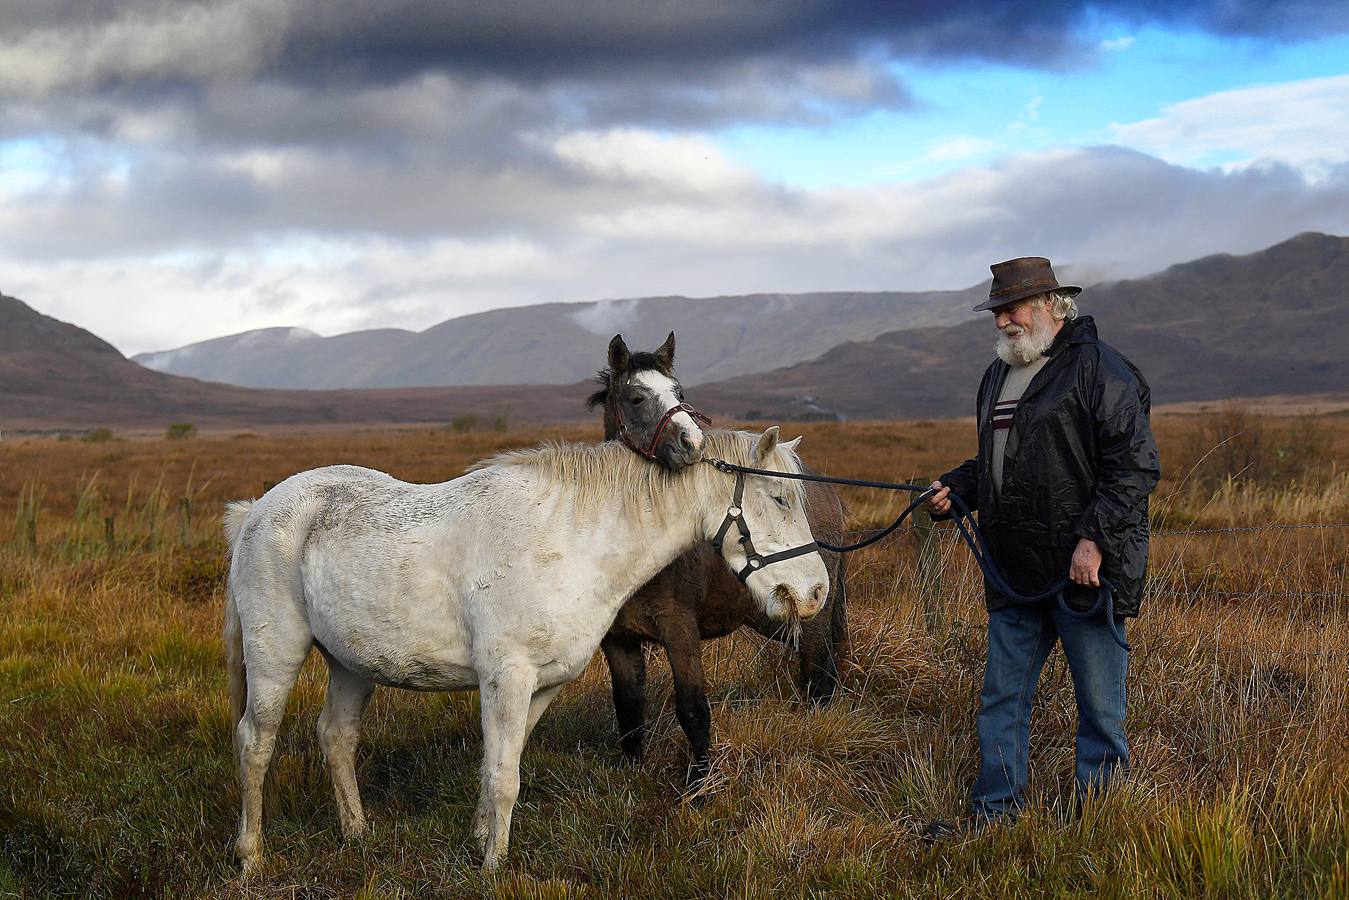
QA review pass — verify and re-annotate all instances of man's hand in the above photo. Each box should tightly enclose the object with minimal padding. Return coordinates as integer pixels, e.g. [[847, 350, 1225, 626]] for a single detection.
[[926, 480, 952, 515], [1070, 538, 1103, 587]]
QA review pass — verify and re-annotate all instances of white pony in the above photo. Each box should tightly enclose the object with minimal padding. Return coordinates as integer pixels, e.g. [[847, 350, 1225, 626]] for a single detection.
[[223, 427, 828, 872]]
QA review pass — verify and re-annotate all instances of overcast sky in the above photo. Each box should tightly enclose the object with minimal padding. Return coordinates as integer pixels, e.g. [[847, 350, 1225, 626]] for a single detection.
[[2, 1, 1348, 355]]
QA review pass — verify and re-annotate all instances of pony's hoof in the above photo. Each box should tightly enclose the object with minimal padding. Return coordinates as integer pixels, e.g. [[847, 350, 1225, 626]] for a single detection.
[[338, 808, 367, 843], [240, 856, 261, 876], [472, 821, 489, 855], [679, 756, 723, 804], [803, 679, 840, 706], [233, 836, 261, 874]]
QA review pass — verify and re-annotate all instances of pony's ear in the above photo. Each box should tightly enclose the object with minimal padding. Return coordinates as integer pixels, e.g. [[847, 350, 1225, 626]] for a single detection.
[[783, 435, 803, 452], [754, 425, 781, 462], [654, 331, 676, 373], [608, 334, 630, 376]]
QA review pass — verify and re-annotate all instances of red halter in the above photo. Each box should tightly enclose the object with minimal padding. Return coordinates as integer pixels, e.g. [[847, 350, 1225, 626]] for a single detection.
[[617, 402, 712, 460]]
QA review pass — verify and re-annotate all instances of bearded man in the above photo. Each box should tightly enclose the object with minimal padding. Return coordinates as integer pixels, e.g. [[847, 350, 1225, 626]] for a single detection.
[[923, 257, 1160, 838]]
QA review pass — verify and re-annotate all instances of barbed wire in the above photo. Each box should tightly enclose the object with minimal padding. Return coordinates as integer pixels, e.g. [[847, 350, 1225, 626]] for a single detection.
[[1204, 647, 1349, 657], [879, 520, 1348, 539], [1150, 588, 1345, 601], [1151, 523, 1349, 536]]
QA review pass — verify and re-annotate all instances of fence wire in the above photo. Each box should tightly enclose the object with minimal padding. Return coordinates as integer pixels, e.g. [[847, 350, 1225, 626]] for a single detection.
[[1151, 589, 1345, 601], [1152, 523, 1349, 536], [910, 520, 1348, 542]]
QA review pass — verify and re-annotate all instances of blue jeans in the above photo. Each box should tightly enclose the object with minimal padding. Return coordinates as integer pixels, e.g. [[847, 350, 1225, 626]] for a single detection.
[[970, 604, 1129, 820]]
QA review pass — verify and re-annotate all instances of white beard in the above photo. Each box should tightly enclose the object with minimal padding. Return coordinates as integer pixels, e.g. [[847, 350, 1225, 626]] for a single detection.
[[995, 314, 1056, 366]]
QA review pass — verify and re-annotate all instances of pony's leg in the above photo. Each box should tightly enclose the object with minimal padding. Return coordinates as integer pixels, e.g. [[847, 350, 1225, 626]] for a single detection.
[[801, 552, 848, 704], [234, 628, 312, 872], [662, 623, 712, 785], [523, 684, 563, 743], [600, 635, 647, 760], [316, 659, 375, 842], [796, 602, 839, 705], [473, 664, 537, 871]]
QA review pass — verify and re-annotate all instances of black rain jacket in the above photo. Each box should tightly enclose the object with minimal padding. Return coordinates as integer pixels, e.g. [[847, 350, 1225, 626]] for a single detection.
[[938, 317, 1160, 617]]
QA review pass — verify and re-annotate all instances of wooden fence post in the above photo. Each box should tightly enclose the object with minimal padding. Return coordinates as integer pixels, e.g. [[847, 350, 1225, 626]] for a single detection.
[[179, 498, 191, 547], [912, 480, 943, 636], [105, 516, 116, 554]]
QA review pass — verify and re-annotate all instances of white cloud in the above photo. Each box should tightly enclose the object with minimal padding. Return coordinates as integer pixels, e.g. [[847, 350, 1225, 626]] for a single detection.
[[925, 137, 1000, 162], [552, 129, 755, 193], [4, 235, 555, 354], [9, 144, 1346, 358], [1111, 74, 1349, 177], [1100, 36, 1136, 52]]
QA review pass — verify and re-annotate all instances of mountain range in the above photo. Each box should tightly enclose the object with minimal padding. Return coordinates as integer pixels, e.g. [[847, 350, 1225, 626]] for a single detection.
[[133, 289, 984, 388], [695, 231, 1349, 419], [0, 294, 591, 430], [3, 232, 1345, 431]]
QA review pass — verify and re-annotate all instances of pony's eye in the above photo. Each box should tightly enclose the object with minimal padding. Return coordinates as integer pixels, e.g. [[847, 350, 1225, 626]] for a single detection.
[[773, 496, 790, 509], [630, 395, 645, 405]]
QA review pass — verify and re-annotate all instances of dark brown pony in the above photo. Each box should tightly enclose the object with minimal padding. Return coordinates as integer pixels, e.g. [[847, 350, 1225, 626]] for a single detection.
[[588, 333, 849, 781]]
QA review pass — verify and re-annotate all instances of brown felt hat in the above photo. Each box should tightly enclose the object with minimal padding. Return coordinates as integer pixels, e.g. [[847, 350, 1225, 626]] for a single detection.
[[973, 256, 1081, 312]]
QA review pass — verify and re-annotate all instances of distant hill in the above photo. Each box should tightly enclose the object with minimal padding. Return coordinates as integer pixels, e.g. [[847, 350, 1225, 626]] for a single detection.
[[693, 232, 1349, 420], [0, 294, 590, 431], [132, 288, 984, 388], [5, 232, 1346, 431]]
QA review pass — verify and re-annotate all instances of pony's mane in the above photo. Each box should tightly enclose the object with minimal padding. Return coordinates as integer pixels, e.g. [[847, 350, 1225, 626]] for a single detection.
[[585, 351, 674, 410], [473, 429, 804, 519]]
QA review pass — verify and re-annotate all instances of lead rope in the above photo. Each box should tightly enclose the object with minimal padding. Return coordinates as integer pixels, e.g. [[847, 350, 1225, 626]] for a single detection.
[[703, 457, 1129, 651]]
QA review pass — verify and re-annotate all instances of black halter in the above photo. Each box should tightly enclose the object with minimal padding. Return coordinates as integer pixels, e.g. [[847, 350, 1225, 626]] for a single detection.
[[617, 402, 712, 460], [709, 467, 821, 583]]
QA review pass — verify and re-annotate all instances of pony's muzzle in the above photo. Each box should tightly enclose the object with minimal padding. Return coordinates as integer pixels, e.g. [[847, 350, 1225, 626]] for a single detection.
[[659, 426, 703, 469], [801, 581, 827, 619], [775, 581, 827, 621], [677, 427, 704, 463]]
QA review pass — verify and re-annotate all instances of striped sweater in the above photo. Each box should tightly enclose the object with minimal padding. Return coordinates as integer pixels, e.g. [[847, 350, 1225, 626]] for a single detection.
[[992, 354, 1050, 495]]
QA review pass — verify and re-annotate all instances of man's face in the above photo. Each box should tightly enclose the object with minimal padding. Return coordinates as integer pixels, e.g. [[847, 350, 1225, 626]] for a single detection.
[[992, 296, 1057, 366]]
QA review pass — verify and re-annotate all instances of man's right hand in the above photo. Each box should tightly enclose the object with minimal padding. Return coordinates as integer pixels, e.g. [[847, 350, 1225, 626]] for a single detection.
[[926, 480, 952, 515]]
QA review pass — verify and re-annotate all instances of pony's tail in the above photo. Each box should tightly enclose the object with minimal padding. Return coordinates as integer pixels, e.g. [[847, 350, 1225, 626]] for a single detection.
[[222, 500, 282, 813], [223, 500, 252, 549], [222, 501, 254, 729], [224, 583, 246, 731]]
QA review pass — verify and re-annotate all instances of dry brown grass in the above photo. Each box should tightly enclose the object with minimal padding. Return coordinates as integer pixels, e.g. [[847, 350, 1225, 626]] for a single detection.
[[1, 413, 1346, 897]]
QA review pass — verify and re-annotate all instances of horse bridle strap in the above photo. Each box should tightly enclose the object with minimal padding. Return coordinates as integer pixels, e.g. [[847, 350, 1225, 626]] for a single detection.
[[710, 469, 820, 583], [618, 402, 712, 460]]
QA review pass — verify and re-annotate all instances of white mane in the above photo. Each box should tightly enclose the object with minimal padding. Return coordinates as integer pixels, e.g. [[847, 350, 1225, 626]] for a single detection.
[[476, 429, 805, 521]]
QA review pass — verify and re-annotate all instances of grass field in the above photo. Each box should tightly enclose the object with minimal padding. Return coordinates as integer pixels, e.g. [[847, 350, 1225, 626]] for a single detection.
[[1, 413, 1346, 898]]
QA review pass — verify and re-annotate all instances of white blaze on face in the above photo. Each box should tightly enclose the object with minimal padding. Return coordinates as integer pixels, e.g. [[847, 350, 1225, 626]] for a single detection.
[[632, 369, 704, 454]]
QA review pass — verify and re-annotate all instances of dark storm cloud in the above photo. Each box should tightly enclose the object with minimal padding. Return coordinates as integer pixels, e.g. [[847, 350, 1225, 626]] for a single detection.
[[7, 1, 1343, 82], [2, 1, 1345, 137], [2, 2, 1346, 273]]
